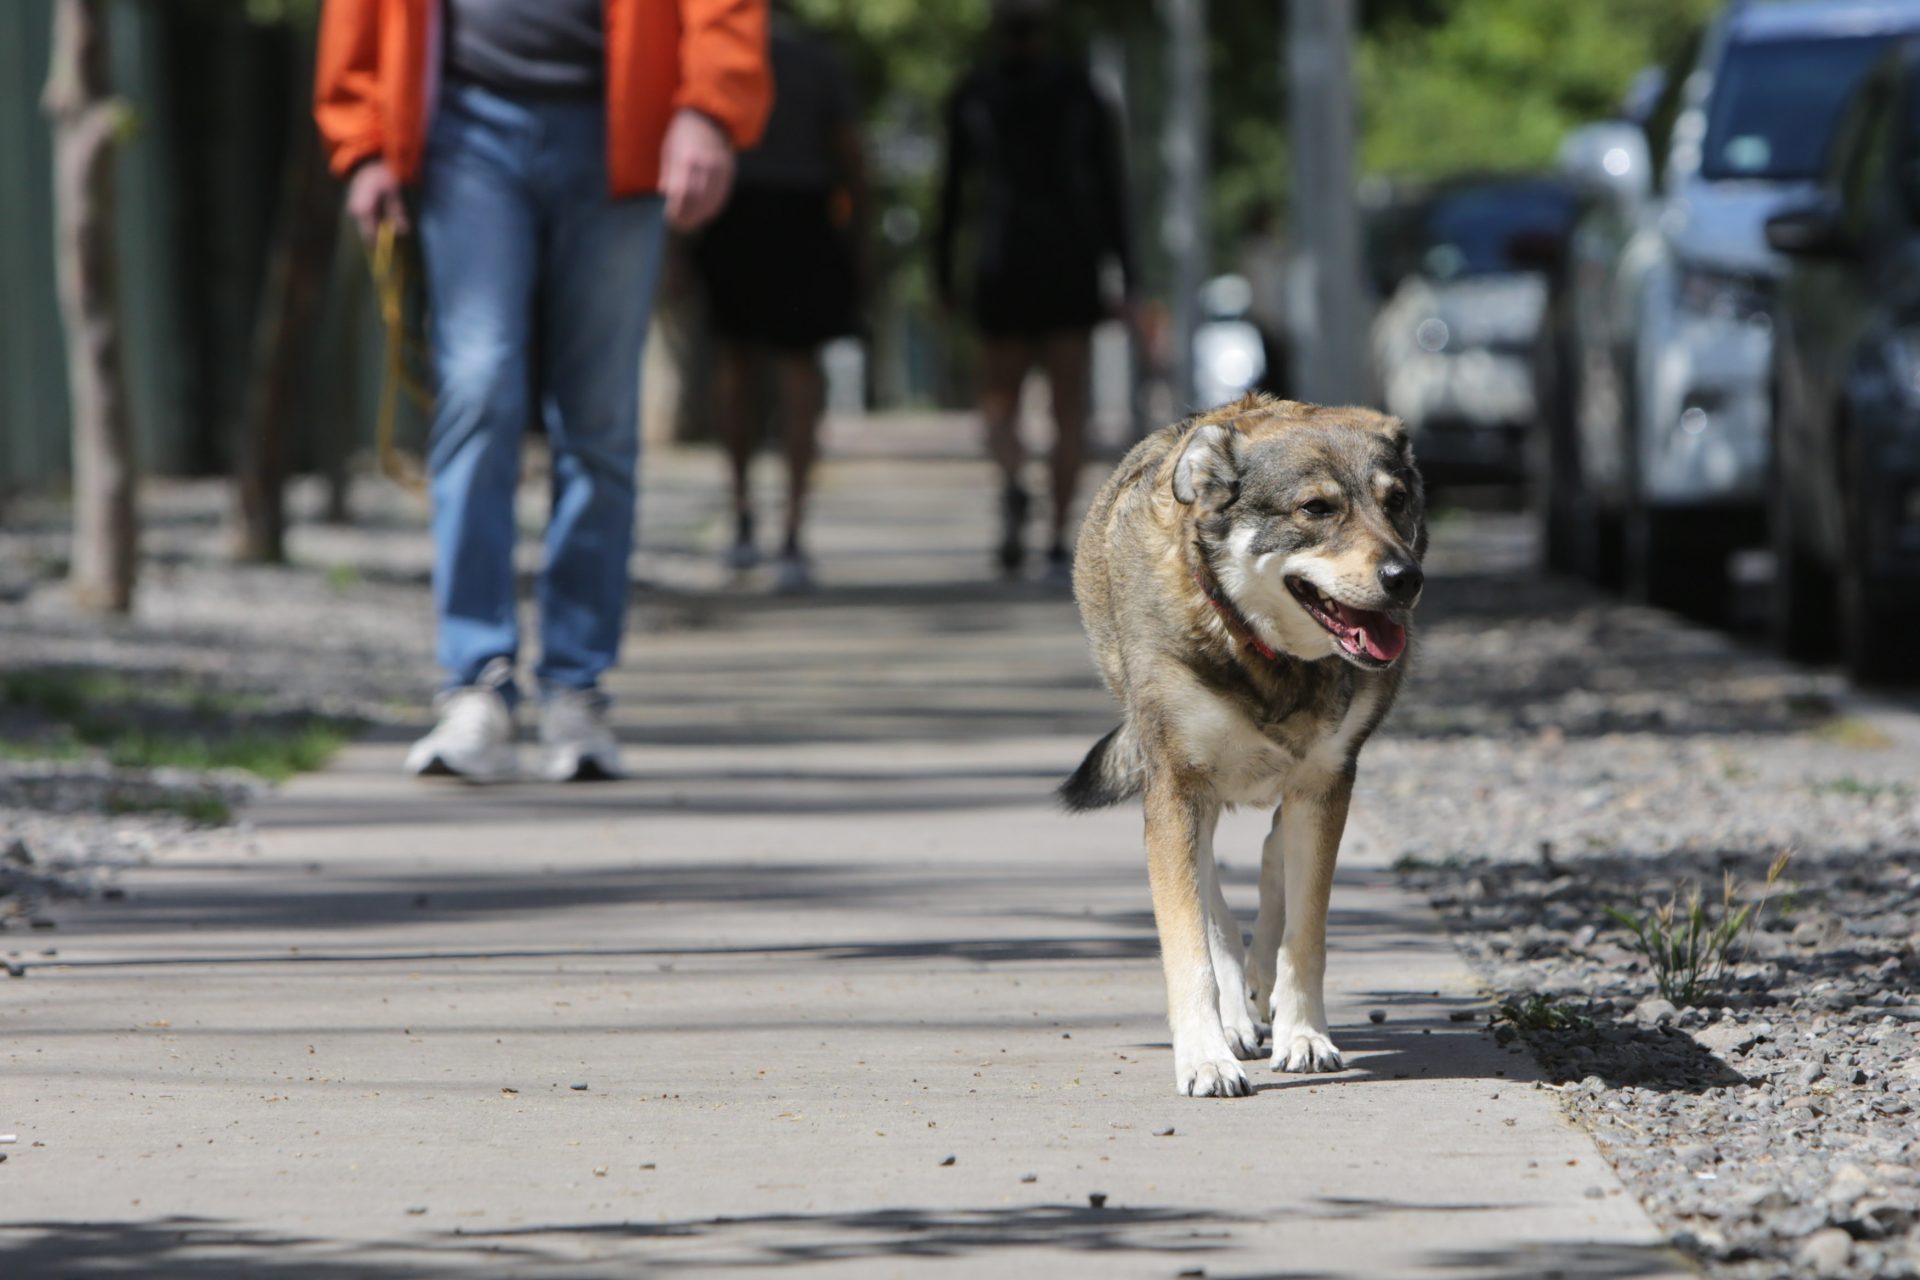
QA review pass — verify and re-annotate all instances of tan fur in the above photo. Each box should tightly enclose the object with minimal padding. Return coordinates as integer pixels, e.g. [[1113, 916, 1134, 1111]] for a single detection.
[[1068, 394, 1426, 1097]]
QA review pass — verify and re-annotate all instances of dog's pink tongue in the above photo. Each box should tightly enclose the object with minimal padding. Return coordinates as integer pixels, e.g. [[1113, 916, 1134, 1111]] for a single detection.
[[1359, 615, 1407, 662], [1330, 601, 1407, 663]]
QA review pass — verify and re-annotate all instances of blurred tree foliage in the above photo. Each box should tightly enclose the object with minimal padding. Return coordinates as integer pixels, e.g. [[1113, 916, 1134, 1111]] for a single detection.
[[786, 0, 1712, 271], [1357, 0, 1719, 177]]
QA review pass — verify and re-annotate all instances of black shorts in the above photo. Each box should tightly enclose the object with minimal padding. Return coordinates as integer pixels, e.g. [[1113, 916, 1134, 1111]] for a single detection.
[[694, 185, 856, 351], [972, 260, 1105, 339]]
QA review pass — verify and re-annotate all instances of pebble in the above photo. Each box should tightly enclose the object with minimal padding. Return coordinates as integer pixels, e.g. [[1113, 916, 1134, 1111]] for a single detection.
[[1632, 998, 1677, 1026], [1796, 1227, 1854, 1275], [1368, 1009, 1386, 1024]]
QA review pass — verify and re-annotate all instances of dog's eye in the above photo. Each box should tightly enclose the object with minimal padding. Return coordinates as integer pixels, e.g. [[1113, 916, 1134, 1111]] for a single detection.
[[1299, 499, 1338, 518], [1383, 490, 1408, 514]]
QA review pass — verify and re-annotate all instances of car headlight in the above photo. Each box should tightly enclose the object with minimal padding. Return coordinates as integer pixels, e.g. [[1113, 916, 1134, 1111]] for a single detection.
[[1676, 265, 1772, 325]]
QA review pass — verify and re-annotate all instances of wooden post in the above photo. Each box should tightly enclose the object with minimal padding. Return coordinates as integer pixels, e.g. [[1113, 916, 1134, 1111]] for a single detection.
[[234, 112, 336, 562], [43, 0, 137, 613]]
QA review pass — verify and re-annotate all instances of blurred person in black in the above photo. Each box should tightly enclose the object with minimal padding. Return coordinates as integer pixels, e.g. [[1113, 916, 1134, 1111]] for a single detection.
[[694, 5, 865, 594], [935, 0, 1133, 581]]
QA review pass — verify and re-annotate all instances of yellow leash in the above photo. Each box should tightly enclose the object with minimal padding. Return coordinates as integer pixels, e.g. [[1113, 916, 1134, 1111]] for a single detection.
[[366, 220, 432, 492]]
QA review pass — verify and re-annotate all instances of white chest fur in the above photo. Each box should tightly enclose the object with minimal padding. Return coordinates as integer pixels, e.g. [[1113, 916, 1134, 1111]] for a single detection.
[[1170, 675, 1385, 806]]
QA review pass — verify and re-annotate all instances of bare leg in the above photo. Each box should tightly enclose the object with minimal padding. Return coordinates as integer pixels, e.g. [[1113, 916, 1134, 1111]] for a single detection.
[[1040, 330, 1091, 556], [1143, 778, 1251, 1098], [978, 338, 1032, 485], [772, 351, 825, 555], [979, 338, 1036, 572], [1263, 772, 1354, 1073], [715, 342, 761, 556]]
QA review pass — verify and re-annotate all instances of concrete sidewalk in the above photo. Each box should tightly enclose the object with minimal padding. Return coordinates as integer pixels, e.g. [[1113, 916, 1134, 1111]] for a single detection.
[[2, 455, 1684, 1278]]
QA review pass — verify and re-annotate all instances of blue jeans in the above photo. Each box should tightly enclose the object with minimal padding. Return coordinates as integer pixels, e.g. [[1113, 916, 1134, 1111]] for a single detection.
[[417, 82, 666, 703]]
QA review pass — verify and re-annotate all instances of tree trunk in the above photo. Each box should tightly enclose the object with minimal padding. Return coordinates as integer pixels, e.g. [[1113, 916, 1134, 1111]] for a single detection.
[[233, 31, 337, 564], [44, 0, 137, 613]]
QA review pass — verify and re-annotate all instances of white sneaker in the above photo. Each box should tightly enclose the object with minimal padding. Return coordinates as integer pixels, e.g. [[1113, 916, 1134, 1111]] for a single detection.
[[538, 688, 622, 782], [724, 537, 760, 572], [772, 551, 815, 595], [724, 511, 759, 572], [405, 663, 519, 782]]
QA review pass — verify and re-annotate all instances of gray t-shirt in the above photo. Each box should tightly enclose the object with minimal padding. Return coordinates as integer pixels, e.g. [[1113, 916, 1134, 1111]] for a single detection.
[[444, 0, 605, 98]]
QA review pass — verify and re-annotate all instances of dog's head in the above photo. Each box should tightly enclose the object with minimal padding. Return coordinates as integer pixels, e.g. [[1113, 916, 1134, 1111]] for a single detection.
[[1171, 396, 1427, 670]]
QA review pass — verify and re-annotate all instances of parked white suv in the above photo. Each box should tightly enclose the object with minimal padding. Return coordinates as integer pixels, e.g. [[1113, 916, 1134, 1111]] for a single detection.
[[1548, 0, 1920, 619]]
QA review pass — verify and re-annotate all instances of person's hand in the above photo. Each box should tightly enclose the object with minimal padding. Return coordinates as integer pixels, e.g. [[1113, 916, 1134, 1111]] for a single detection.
[[661, 108, 735, 230], [346, 159, 409, 243]]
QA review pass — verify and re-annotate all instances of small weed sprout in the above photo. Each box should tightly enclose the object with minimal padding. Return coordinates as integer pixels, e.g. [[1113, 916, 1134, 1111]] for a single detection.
[[1604, 851, 1793, 1006], [1496, 993, 1586, 1033]]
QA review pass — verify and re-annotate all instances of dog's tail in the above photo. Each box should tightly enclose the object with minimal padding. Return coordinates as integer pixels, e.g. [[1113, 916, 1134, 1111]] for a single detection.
[[1058, 724, 1143, 811]]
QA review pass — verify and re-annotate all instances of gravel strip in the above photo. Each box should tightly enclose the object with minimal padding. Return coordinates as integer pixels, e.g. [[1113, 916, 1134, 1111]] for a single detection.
[[0, 479, 436, 928], [1371, 513, 1920, 1280]]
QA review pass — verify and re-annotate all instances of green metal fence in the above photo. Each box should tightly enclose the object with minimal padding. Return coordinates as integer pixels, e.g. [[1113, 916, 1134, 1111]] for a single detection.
[[0, 2, 387, 495]]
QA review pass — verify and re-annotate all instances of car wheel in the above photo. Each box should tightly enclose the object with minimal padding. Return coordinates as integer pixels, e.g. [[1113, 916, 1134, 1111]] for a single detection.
[[1769, 462, 1837, 661], [1534, 422, 1582, 575], [1839, 566, 1918, 685], [1837, 445, 1918, 685], [1630, 505, 1734, 625]]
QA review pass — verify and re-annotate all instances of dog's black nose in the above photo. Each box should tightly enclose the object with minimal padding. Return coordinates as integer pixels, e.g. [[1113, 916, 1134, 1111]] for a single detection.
[[1378, 560, 1423, 603]]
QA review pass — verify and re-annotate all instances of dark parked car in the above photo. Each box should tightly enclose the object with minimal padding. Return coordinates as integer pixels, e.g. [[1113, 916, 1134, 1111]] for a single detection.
[[1766, 41, 1920, 682], [1368, 175, 1581, 482]]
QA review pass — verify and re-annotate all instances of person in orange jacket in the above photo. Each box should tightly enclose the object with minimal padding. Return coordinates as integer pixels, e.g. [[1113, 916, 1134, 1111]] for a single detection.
[[314, 0, 771, 783]]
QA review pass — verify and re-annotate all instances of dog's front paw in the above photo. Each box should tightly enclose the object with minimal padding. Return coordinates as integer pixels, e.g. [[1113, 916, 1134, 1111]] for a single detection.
[[1270, 1027, 1344, 1074], [1176, 1053, 1253, 1098]]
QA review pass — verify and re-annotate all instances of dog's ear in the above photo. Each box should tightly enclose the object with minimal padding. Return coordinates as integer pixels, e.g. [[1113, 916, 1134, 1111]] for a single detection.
[[1171, 422, 1237, 506]]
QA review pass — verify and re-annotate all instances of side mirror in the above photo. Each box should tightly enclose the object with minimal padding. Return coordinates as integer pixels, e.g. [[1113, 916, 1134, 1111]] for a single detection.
[[1556, 122, 1652, 211], [1765, 199, 1853, 257]]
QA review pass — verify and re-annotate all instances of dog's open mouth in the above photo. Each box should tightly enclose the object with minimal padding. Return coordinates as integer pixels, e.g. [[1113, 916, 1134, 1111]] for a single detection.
[[1285, 577, 1408, 666]]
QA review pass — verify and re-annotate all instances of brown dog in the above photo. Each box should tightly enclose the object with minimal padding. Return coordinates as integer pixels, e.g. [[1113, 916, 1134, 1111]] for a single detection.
[[1063, 394, 1426, 1097]]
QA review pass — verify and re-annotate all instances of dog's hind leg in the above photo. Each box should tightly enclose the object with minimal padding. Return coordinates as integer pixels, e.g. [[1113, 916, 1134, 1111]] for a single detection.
[[1143, 779, 1251, 1098], [1201, 845, 1262, 1060], [1264, 771, 1354, 1074], [1247, 805, 1287, 1019]]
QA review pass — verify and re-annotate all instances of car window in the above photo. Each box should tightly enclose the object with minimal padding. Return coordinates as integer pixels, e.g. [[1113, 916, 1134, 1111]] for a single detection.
[[1702, 34, 1895, 181], [1415, 183, 1581, 280]]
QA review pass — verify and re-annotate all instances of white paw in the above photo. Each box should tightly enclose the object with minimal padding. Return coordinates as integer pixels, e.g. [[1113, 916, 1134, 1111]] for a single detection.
[[1176, 1055, 1253, 1098], [1221, 997, 1264, 1060], [1270, 1027, 1344, 1073]]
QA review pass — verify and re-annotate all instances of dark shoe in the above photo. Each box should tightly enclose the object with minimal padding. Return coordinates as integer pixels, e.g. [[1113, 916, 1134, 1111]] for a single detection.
[[997, 485, 1031, 574]]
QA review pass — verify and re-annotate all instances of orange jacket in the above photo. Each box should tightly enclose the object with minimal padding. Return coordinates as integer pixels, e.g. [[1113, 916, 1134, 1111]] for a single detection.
[[314, 0, 772, 197]]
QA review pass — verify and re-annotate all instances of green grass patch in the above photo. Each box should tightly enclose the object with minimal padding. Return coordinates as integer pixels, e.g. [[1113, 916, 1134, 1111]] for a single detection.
[[1, 666, 356, 783], [105, 789, 235, 825], [1809, 775, 1912, 801], [103, 722, 351, 783], [323, 563, 362, 591], [0, 733, 86, 763], [1811, 716, 1893, 750]]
